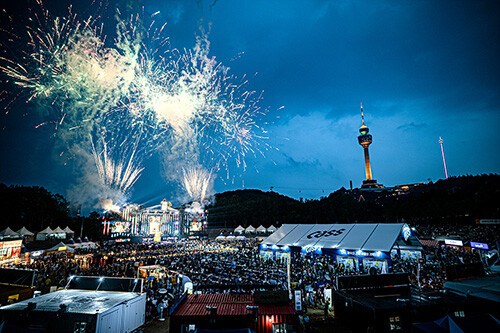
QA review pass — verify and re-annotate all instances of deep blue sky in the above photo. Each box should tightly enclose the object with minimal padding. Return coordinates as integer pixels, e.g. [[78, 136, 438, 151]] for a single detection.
[[1, 0, 499, 207]]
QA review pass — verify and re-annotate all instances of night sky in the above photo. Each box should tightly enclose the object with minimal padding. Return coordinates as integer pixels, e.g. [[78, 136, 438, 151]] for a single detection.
[[1, 0, 499, 208]]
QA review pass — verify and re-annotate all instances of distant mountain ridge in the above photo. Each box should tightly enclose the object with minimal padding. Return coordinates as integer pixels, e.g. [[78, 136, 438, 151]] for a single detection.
[[206, 174, 500, 228]]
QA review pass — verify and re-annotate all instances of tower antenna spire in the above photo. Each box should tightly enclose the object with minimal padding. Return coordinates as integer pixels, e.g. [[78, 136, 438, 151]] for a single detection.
[[360, 103, 365, 125], [439, 137, 449, 179]]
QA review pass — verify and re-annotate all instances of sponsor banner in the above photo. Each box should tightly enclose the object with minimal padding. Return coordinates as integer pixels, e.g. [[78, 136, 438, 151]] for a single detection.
[[0, 240, 23, 260], [470, 242, 489, 250], [444, 239, 463, 246]]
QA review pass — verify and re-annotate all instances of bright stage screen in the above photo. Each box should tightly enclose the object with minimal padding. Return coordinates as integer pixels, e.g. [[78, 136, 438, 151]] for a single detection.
[[111, 221, 131, 234], [148, 215, 161, 234]]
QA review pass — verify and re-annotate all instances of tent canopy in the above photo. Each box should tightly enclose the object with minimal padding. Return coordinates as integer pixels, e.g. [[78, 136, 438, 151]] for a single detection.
[[0, 227, 20, 237], [63, 226, 75, 234], [262, 223, 422, 253], [244, 226, 255, 233], [234, 225, 245, 231], [256, 225, 266, 232], [16, 227, 34, 236], [38, 227, 54, 234], [267, 225, 277, 232], [52, 226, 65, 233], [47, 242, 74, 252]]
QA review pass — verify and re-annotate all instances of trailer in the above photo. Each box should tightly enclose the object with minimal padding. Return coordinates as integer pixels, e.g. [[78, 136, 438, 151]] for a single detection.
[[0, 289, 146, 332]]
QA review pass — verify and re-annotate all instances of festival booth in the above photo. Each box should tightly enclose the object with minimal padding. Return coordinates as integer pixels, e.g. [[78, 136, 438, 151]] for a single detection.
[[138, 265, 168, 280], [0, 239, 23, 265], [35, 227, 54, 241], [226, 233, 236, 241], [260, 223, 423, 272], [0, 227, 20, 240], [267, 225, 277, 234], [236, 234, 247, 241], [215, 234, 226, 241], [72, 236, 97, 250], [245, 225, 256, 235], [45, 241, 74, 253], [256, 225, 267, 234], [63, 226, 75, 238], [234, 225, 245, 235], [52, 226, 66, 239], [16, 227, 34, 240]]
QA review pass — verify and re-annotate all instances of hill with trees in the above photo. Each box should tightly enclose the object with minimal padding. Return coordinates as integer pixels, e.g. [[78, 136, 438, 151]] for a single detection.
[[0, 174, 498, 238], [206, 174, 500, 228]]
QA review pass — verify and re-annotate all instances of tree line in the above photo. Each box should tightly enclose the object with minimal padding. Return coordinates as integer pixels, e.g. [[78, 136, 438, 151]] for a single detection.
[[0, 174, 498, 239]]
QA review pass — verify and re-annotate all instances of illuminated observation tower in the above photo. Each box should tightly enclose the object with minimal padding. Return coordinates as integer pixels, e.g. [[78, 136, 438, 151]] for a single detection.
[[358, 104, 383, 189]]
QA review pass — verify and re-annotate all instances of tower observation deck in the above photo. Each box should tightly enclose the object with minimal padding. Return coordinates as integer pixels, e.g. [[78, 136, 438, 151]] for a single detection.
[[358, 104, 383, 189]]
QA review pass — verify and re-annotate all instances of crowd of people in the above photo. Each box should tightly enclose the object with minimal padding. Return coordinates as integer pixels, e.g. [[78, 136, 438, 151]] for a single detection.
[[3, 222, 496, 316], [415, 223, 499, 245]]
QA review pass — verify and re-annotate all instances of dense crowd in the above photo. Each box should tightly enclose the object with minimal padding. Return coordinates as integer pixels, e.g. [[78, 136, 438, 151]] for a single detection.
[[415, 223, 499, 245], [3, 220, 496, 319], [5, 234, 489, 316]]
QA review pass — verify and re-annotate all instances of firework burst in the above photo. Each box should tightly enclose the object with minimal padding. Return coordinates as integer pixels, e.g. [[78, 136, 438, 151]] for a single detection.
[[1, 1, 273, 208]]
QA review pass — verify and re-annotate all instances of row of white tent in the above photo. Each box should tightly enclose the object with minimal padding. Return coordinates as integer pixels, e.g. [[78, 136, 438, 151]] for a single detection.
[[42, 238, 97, 252], [234, 225, 277, 234], [36, 226, 75, 241], [0, 226, 76, 240], [216, 233, 249, 241]]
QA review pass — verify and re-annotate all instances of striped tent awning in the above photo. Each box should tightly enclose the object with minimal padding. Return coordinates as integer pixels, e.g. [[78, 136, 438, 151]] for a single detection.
[[420, 239, 439, 247]]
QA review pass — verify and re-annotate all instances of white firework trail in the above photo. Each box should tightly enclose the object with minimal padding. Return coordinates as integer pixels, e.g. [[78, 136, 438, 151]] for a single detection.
[[91, 136, 144, 194], [182, 166, 213, 203]]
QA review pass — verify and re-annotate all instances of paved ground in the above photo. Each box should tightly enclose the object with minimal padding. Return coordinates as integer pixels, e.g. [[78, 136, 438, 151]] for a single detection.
[[136, 317, 170, 333]]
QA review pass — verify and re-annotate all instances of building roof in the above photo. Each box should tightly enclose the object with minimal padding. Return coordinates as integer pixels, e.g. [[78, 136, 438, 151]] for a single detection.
[[444, 275, 500, 303], [262, 223, 422, 252], [0, 289, 142, 315], [173, 294, 297, 317]]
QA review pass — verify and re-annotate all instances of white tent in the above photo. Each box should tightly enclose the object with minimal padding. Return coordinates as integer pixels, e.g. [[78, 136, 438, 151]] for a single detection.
[[63, 226, 75, 235], [16, 227, 34, 237], [36, 227, 54, 241], [38, 227, 54, 234], [226, 233, 236, 240], [215, 234, 226, 241], [234, 225, 245, 234], [0, 227, 20, 238], [46, 241, 74, 252], [262, 223, 423, 253], [267, 225, 277, 233], [245, 225, 255, 234], [256, 225, 267, 234], [52, 226, 65, 233], [236, 234, 247, 241]]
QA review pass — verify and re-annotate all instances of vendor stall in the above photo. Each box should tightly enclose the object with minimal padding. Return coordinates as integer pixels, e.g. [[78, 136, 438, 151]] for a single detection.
[[260, 223, 423, 273]]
